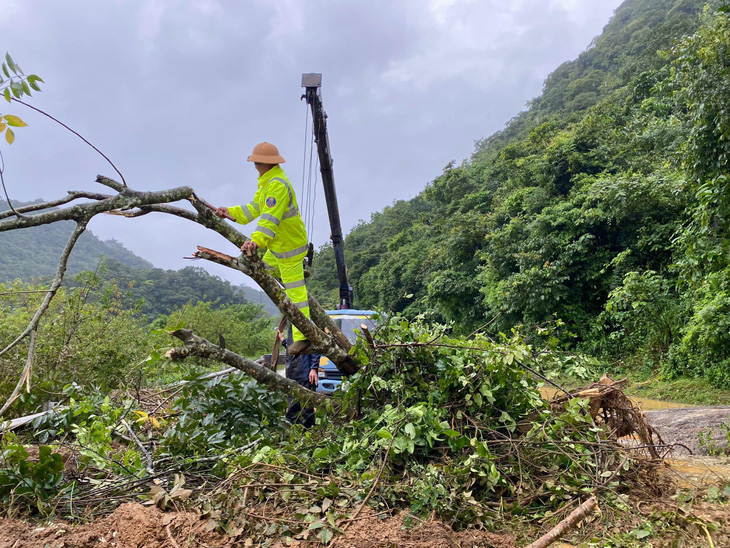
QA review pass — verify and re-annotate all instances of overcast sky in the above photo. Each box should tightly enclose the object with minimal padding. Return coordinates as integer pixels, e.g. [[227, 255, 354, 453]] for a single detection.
[[1, 0, 623, 285]]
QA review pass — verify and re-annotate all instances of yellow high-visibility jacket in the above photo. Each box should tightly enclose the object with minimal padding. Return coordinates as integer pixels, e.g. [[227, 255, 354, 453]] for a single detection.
[[228, 166, 309, 259]]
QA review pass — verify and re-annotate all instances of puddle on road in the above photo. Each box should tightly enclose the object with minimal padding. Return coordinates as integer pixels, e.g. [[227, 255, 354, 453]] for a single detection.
[[664, 456, 730, 487], [539, 387, 693, 410]]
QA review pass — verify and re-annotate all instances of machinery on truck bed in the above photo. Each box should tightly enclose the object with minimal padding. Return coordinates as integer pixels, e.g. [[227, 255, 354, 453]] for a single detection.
[[300, 73, 376, 394], [301, 73, 353, 310]]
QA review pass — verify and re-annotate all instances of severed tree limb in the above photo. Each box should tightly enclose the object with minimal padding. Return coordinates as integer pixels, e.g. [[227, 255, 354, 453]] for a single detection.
[[194, 246, 358, 374], [168, 329, 327, 406], [0, 186, 194, 232], [0, 174, 357, 416], [526, 495, 598, 548]]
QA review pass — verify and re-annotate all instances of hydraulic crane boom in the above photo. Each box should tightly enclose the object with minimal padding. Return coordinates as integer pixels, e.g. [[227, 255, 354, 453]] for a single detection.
[[301, 73, 353, 309]]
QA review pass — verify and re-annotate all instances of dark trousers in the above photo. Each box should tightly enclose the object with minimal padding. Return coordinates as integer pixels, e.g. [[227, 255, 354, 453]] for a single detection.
[[286, 380, 316, 428]]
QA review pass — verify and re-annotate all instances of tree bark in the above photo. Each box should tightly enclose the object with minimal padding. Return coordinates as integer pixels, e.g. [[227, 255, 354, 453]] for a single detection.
[[168, 329, 327, 406]]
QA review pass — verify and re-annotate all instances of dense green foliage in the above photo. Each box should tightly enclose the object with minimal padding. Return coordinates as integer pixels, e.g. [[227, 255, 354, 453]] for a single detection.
[[2, 317, 639, 543], [309, 0, 730, 387], [0, 274, 274, 418]]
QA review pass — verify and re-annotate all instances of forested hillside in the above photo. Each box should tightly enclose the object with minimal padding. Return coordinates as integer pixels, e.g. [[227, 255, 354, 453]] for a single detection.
[[308, 0, 730, 387]]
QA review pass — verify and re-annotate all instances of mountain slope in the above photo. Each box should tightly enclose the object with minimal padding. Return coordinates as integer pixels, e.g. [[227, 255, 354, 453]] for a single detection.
[[307, 0, 730, 387]]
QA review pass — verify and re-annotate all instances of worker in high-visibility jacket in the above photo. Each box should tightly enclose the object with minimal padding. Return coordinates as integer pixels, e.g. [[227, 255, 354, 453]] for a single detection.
[[215, 142, 311, 355]]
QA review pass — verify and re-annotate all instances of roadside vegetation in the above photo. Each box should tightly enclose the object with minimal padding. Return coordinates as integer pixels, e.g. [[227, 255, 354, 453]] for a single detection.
[[309, 0, 730, 394]]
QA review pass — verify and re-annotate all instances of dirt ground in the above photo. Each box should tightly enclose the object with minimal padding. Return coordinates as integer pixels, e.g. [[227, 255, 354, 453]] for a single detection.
[[0, 504, 517, 548], [1, 404, 728, 548]]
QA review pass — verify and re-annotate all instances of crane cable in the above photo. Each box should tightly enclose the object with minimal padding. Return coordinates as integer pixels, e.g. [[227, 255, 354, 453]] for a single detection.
[[300, 102, 319, 245]]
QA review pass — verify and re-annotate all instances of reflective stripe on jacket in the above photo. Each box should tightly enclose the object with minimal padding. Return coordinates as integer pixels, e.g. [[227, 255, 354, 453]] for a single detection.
[[228, 165, 308, 257]]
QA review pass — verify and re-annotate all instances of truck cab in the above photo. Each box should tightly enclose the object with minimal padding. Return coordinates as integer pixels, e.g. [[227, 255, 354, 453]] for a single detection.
[[316, 309, 376, 395]]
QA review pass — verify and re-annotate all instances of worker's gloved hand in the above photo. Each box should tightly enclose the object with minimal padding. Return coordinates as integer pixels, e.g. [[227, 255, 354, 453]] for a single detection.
[[241, 240, 258, 257], [214, 207, 229, 218], [309, 368, 318, 387]]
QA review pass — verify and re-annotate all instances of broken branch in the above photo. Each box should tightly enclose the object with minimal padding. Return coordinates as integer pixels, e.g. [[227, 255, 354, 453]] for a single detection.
[[526, 495, 598, 548], [168, 329, 327, 406]]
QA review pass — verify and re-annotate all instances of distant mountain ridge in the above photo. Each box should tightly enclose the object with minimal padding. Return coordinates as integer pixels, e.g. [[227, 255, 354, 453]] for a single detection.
[[0, 199, 153, 281]]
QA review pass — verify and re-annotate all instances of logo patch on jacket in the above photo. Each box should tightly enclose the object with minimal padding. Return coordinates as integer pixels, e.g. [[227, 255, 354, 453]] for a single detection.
[[266, 197, 277, 208]]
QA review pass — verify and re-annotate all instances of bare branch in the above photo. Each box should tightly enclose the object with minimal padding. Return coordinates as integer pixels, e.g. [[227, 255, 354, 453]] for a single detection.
[[95, 175, 126, 193], [168, 329, 327, 406], [0, 185, 194, 232], [526, 495, 598, 548], [0, 330, 38, 417], [0, 191, 112, 221]]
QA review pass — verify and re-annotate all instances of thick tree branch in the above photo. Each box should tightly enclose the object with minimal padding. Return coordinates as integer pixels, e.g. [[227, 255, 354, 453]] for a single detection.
[[194, 246, 358, 374], [168, 329, 327, 406]]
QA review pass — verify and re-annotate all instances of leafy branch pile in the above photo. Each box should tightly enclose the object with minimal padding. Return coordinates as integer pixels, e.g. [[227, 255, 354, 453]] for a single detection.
[[1, 317, 658, 545]]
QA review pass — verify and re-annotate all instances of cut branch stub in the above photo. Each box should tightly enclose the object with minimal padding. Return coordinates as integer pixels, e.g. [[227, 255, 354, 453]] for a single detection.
[[194, 246, 358, 375], [169, 329, 327, 406]]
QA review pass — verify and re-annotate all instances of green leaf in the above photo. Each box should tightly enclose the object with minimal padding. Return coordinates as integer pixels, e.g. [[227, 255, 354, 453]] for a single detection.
[[1, 64, 9, 79], [4, 115, 27, 127], [20, 80, 30, 96], [2, 88, 9, 102], [376, 429, 393, 439], [317, 528, 333, 544], [442, 429, 461, 437], [5, 53, 17, 74]]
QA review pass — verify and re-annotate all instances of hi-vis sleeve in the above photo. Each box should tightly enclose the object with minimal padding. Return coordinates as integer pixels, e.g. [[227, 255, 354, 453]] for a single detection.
[[251, 181, 290, 249], [228, 196, 261, 225]]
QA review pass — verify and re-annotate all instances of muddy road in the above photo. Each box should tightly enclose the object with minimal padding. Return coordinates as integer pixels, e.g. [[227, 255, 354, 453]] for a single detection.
[[644, 405, 730, 456]]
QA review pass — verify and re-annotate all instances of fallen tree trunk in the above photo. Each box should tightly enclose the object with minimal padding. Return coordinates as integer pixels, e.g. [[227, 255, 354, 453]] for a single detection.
[[194, 246, 358, 375], [0, 175, 357, 417], [168, 329, 327, 406]]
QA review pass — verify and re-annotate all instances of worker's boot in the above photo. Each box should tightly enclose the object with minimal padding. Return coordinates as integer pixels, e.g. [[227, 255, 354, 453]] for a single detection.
[[288, 340, 311, 356]]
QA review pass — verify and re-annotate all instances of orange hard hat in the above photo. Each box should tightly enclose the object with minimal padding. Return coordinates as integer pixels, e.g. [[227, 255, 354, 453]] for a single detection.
[[247, 142, 286, 164]]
